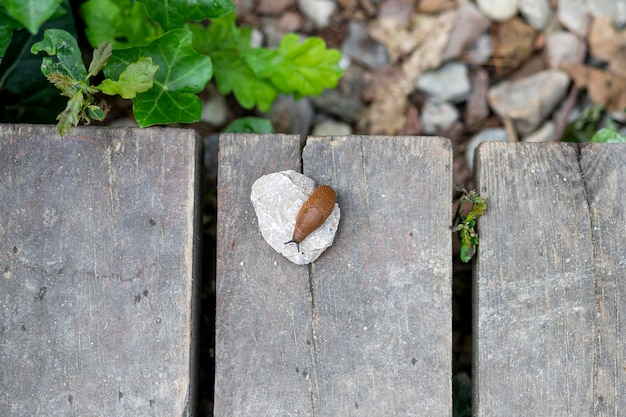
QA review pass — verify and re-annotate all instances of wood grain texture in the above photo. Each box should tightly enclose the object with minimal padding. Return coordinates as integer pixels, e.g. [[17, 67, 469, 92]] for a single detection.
[[215, 134, 452, 416], [0, 124, 199, 416], [474, 142, 626, 416]]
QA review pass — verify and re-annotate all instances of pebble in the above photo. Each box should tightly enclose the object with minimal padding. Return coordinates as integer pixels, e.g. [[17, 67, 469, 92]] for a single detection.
[[589, 0, 626, 26], [311, 119, 353, 136], [544, 31, 582, 69], [442, 2, 491, 60], [420, 99, 459, 135], [487, 70, 571, 135], [341, 21, 390, 70], [297, 0, 337, 28], [523, 121, 556, 142], [257, 0, 295, 15], [201, 88, 229, 126], [416, 62, 471, 103], [464, 68, 490, 127], [310, 89, 365, 124], [466, 33, 493, 64], [476, 0, 519, 22], [465, 128, 510, 170], [557, 0, 588, 36], [264, 95, 315, 136], [519, 0, 553, 29]]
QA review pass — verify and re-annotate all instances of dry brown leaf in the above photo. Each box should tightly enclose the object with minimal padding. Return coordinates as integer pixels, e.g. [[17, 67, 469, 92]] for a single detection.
[[588, 16, 626, 78], [359, 11, 455, 135], [561, 63, 626, 113], [417, 0, 457, 14], [491, 17, 536, 70]]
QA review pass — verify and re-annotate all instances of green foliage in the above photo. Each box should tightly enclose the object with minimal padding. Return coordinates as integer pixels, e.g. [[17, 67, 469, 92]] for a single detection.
[[31, 29, 157, 135], [590, 127, 626, 143], [224, 117, 275, 133], [189, 13, 343, 112], [104, 29, 212, 126], [1, 0, 344, 134], [452, 185, 487, 263], [81, 0, 162, 49]]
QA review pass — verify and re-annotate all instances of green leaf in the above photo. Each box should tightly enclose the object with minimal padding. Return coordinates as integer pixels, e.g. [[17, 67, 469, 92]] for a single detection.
[[187, 14, 251, 54], [81, 0, 163, 49], [249, 34, 344, 97], [56, 90, 83, 136], [139, 0, 235, 32], [104, 29, 213, 126], [590, 127, 626, 143], [0, 8, 23, 59], [211, 51, 278, 111], [98, 57, 157, 99], [223, 117, 275, 133], [31, 28, 88, 83], [1, 0, 63, 34], [88, 42, 112, 76]]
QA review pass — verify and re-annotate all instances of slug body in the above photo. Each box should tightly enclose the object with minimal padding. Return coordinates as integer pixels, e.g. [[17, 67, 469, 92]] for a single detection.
[[286, 185, 336, 251]]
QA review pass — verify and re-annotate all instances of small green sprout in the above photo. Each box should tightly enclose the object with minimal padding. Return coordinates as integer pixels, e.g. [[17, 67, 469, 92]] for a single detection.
[[452, 185, 487, 263]]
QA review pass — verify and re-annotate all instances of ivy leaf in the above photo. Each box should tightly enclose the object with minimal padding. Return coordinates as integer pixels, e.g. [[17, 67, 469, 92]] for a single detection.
[[98, 57, 158, 99], [590, 127, 626, 143], [81, 0, 162, 49], [211, 51, 278, 111], [139, 0, 235, 32], [104, 29, 213, 126], [1, 0, 63, 34], [246, 34, 343, 97], [187, 14, 251, 53], [223, 116, 275, 133], [31, 28, 88, 88], [0, 8, 23, 59]]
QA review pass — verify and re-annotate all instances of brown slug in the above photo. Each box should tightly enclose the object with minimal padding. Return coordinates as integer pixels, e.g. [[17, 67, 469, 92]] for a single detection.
[[285, 185, 336, 251]]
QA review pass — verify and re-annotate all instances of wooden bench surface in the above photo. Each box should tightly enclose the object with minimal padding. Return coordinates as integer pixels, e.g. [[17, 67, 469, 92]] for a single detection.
[[0, 125, 199, 417], [475, 142, 626, 416], [215, 134, 453, 416]]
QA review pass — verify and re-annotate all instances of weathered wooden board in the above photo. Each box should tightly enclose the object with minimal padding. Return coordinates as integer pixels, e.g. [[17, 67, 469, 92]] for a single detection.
[[0, 124, 199, 417], [474, 142, 626, 416], [215, 134, 452, 416]]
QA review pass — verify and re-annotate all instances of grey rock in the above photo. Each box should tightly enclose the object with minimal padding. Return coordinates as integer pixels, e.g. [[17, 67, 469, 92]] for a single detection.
[[488, 70, 570, 135], [544, 31, 581, 69], [465, 128, 510, 170], [466, 33, 493, 64], [442, 2, 491, 60], [476, 0, 519, 22], [311, 119, 353, 136], [201, 87, 229, 126], [417, 62, 471, 103], [341, 21, 390, 71], [421, 99, 459, 135], [264, 95, 314, 135], [297, 0, 337, 28], [251, 170, 340, 265], [519, 0, 553, 29], [523, 121, 556, 142], [589, 0, 626, 26], [310, 89, 365, 124], [557, 0, 588, 35]]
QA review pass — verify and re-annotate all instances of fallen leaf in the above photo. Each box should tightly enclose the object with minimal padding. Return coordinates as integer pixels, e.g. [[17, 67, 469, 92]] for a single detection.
[[491, 17, 536, 70], [588, 16, 626, 78], [417, 0, 457, 14], [561, 63, 626, 113]]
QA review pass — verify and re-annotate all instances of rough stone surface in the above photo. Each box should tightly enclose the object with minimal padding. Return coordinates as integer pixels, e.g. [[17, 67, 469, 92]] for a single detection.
[[487, 70, 570, 135], [442, 2, 491, 60], [417, 62, 471, 103], [341, 21, 390, 70], [251, 170, 340, 265], [519, 0, 553, 29], [476, 0, 519, 22], [544, 31, 581, 69], [465, 128, 510, 170], [297, 0, 337, 28], [311, 119, 353, 136], [421, 99, 459, 134]]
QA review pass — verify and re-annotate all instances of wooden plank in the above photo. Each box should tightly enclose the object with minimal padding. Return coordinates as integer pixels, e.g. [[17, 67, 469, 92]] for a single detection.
[[0, 125, 199, 416], [303, 136, 453, 416], [578, 144, 626, 415], [215, 135, 452, 416], [474, 142, 626, 416], [214, 133, 315, 416]]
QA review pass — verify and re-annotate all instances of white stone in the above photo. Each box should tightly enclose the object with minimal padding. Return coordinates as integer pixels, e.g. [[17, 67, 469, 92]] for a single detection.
[[201, 91, 229, 126], [487, 70, 570, 135], [251, 170, 340, 265], [544, 31, 581, 69], [519, 0, 553, 29], [465, 128, 510, 170], [417, 62, 471, 103], [297, 0, 337, 28], [311, 119, 353, 136], [476, 0, 519, 22], [421, 99, 459, 134], [523, 121, 556, 142], [557, 0, 588, 36]]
